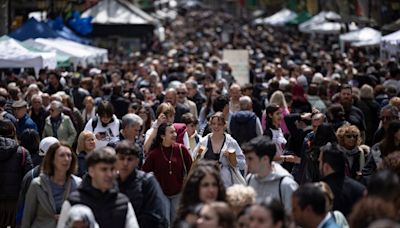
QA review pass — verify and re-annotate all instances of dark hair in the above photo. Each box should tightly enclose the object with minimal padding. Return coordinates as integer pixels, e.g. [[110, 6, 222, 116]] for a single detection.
[[96, 101, 114, 117], [242, 135, 276, 163], [181, 112, 198, 125], [367, 170, 400, 202], [0, 119, 16, 139], [86, 147, 116, 167], [255, 198, 286, 227], [151, 122, 174, 150], [265, 103, 280, 129], [20, 129, 40, 156], [314, 123, 337, 147], [177, 160, 226, 221], [339, 84, 352, 92], [207, 202, 236, 228], [327, 103, 346, 122], [42, 142, 77, 177], [380, 151, 400, 177], [293, 183, 326, 215], [115, 140, 140, 158], [213, 95, 230, 113], [320, 143, 345, 174], [380, 120, 400, 157]]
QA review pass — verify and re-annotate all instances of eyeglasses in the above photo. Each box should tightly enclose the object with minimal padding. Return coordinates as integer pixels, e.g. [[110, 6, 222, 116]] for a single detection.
[[345, 134, 358, 139], [177, 92, 187, 95]]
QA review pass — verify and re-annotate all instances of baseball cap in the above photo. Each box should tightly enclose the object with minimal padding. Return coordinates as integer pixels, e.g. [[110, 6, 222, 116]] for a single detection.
[[39, 137, 59, 156]]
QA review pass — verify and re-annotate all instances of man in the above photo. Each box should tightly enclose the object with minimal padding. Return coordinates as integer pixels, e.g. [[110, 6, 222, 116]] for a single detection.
[[229, 83, 242, 113], [292, 183, 340, 228], [164, 88, 190, 123], [69, 76, 90, 111], [319, 143, 366, 217], [338, 84, 366, 141], [28, 94, 46, 136], [176, 83, 198, 118], [243, 136, 298, 212], [241, 83, 262, 119], [12, 99, 38, 135], [185, 80, 206, 114], [229, 96, 263, 146], [0, 119, 33, 227], [115, 141, 168, 228], [0, 96, 17, 125], [57, 147, 139, 228], [372, 104, 399, 145]]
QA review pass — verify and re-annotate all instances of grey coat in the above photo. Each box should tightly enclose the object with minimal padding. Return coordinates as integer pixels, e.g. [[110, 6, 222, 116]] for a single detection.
[[21, 174, 81, 228]]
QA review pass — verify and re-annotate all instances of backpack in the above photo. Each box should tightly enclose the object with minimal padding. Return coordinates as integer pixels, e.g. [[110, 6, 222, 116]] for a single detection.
[[247, 174, 286, 205], [173, 123, 187, 145], [230, 113, 257, 145]]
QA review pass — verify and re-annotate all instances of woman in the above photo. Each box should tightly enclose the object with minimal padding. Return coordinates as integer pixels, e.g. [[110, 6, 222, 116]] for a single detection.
[[196, 202, 236, 228], [247, 198, 286, 228], [75, 131, 96, 177], [198, 85, 221, 133], [336, 124, 370, 179], [266, 91, 290, 135], [20, 129, 41, 167], [192, 112, 246, 187], [142, 123, 193, 224], [371, 120, 400, 168], [61, 94, 84, 133], [22, 142, 81, 228], [264, 104, 287, 162], [82, 96, 96, 124], [290, 84, 312, 114], [176, 160, 226, 225], [181, 112, 202, 153], [43, 101, 77, 147], [136, 105, 153, 143]]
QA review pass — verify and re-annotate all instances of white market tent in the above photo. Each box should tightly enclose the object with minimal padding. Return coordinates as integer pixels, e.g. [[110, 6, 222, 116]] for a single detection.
[[0, 36, 56, 74], [299, 11, 341, 33], [339, 27, 381, 52], [254, 8, 297, 26], [53, 38, 108, 63], [380, 29, 400, 60]]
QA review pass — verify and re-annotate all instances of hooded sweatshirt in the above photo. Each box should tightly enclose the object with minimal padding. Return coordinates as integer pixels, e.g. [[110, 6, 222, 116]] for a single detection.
[[246, 162, 298, 212]]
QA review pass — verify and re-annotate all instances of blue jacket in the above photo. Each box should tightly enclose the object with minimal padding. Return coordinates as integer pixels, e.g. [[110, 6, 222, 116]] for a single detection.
[[320, 216, 341, 228], [16, 113, 38, 135]]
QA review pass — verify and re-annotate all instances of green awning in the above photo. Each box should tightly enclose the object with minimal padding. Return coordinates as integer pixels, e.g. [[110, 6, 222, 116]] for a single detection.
[[286, 11, 312, 25]]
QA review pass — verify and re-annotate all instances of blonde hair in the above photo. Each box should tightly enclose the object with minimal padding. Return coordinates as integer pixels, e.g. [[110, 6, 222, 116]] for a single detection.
[[270, 90, 288, 108], [389, 97, 400, 111], [76, 130, 95, 154], [156, 102, 175, 117], [226, 184, 256, 211], [336, 124, 362, 146]]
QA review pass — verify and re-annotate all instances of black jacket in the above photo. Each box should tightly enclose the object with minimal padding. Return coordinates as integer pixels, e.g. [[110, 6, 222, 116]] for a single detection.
[[230, 110, 258, 146], [0, 137, 33, 200], [322, 172, 365, 217], [68, 175, 130, 228], [118, 170, 168, 228]]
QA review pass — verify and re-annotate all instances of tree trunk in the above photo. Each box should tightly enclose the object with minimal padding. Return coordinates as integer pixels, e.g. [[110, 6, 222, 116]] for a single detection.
[[0, 0, 8, 36]]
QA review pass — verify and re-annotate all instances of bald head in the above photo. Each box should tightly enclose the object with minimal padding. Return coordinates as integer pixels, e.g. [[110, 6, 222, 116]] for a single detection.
[[239, 96, 252, 111]]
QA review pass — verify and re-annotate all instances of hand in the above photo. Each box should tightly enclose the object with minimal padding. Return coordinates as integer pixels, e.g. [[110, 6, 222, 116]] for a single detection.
[[156, 113, 167, 126], [301, 113, 312, 121], [95, 132, 106, 140], [284, 155, 301, 164]]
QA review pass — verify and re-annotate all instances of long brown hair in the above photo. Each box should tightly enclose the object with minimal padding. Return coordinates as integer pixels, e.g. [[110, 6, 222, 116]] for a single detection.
[[42, 142, 77, 177]]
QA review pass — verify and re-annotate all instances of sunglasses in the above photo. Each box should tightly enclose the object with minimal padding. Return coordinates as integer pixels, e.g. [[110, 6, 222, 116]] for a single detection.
[[345, 134, 358, 139], [177, 92, 187, 95]]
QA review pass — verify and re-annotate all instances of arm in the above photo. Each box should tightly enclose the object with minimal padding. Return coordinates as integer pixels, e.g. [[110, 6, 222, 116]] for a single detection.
[[142, 151, 155, 173], [66, 117, 77, 147], [284, 113, 301, 136], [125, 202, 140, 228], [281, 178, 299, 213], [255, 117, 263, 136], [56, 201, 72, 228], [21, 180, 39, 228]]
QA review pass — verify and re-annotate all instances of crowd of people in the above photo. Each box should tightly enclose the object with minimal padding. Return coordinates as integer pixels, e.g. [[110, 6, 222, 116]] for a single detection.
[[0, 6, 400, 228]]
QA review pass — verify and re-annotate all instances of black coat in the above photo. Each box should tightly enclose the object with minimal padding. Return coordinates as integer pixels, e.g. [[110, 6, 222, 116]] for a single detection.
[[118, 170, 168, 228]]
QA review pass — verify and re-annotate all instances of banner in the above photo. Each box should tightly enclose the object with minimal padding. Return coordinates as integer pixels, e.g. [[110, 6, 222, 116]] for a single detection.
[[222, 49, 249, 86]]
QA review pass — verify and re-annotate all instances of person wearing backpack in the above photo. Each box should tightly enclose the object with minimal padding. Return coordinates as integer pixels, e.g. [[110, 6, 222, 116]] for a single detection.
[[242, 136, 298, 213], [84, 101, 120, 149], [229, 96, 263, 146]]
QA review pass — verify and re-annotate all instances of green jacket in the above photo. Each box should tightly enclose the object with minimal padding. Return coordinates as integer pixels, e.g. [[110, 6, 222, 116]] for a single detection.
[[43, 114, 77, 147]]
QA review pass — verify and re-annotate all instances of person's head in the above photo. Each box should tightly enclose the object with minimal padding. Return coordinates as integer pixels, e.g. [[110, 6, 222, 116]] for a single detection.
[[177, 83, 189, 103], [348, 197, 397, 228], [226, 184, 256, 216], [209, 112, 226, 135], [313, 181, 335, 211], [156, 102, 175, 123], [76, 131, 96, 154], [360, 84, 374, 99], [47, 70, 61, 87], [39, 137, 59, 157], [213, 94, 230, 115], [115, 140, 140, 181], [42, 142, 77, 177], [239, 96, 253, 111], [326, 103, 345, 122], [292, 183, 327, 228], [265, 104, 281, 129], [19, 129, 40, 156], [319, 143, 346, 177], [12, 100, 28, 119], [380, 151, 400, 177], [181, 112, 198, 136], [197, 202, 236, 228], [185, 80, 198, 98], [121, 113, 143, 140], [339, 84, 353, 107], [0, 119, 16, 139], [86, 147, 117, 192], [269, 90, 288, 109], [83, 96, 94, 110], [311, 113, 325, 132], [49, 100, 64, 119], [336, 124, 362, 149], [242, 136, 276, 174], [164, 88, 178, 106], [248, 198, 286, 228], [241, 83, 254, 97], [153, 122, 176, 147], [31, 94, 43, 110], [61, 94, 75, 110], [381, 120, 400, 157], [229, 83, 242, 101], [96, 101, 114, 125], [65, 204, 99, 228], [367, 170, 400, 204], [380, 105, 399, 130], [180, 160, 226, 209]]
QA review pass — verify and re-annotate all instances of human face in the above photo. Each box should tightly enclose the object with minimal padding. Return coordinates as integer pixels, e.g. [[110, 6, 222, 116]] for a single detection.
[[100, 115, 112, 125], [164, 91, 177, 106], [116, 154, 138, 181], [197, 205, 219, 228], [138, 108, 148, 122], [210, 117, 225, 134], [186, 123, 197, 136], [291, 196, 305, 227], [199, 174, 219, 203], [14, 106, 27, 119], [186, 84, 196, 97], [245, 152, 262, 174], [339, 88, 352, 105], [49, 105, 61, 118], [31, 98, 42, 110], [248, 205, 280, 228], [230, 87, 241, 100], [381, 109, 398, 129], [162, 126, 177, 146], [269, 110, 282, 128], [342, 131, 359, 149], [53, 146, 72, 175], [177, 88, 188, 103], [124, 123, 142, 140], [84, 136, 96, 152], [89, 163, 115, 192], [312, 114, 324, 132]]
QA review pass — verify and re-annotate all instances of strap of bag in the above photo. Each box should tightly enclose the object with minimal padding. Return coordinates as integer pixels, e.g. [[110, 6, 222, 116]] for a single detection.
[[179, 144, 188, 176], [278, 176, 285, 205]]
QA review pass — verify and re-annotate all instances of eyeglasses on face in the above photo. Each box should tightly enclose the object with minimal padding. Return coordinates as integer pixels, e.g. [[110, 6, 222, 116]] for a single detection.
[[345, 134, 358, 139], [177, 92, 187, 95]]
